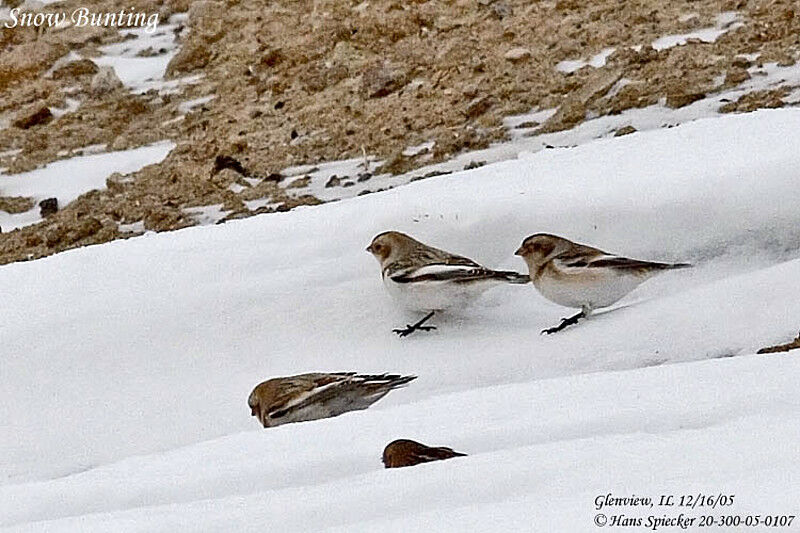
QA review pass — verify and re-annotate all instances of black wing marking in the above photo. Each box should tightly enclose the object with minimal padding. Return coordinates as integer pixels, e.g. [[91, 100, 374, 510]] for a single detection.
[[588, 256, 691, 271], [391, 265, 529, 284]]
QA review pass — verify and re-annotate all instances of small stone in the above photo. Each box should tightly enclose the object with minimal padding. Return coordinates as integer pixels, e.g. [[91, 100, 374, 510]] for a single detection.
[[679, 14, 701, 29], [732, 56, 752, 69], [51, 59, 98, 81], [212, 155, 247, 176], [325, 175, 342, 188], [492, 2, 513, 19], [463, 160, 486, 170], [665, 91, 705, 109], [504, 47, 531, 62], [13, 106, 52, 129], [614, 125, 637, 137], [166, 41, 211, 76], [261, 48, 283, 67], [461, 84, 479, 98], [144, 207, 185, 232], [465, 96, 493, 118], [725, 68, 751, 85], [423, 170, 452, 178], [90, 66, 124, 96], [361, 62, 406, 98], [287, 176, 310, 188], [39, 198, 58, 217]]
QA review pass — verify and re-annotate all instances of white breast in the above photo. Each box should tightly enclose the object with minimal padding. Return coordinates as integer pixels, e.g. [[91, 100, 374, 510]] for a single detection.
[[383, 271, 503, 312], [534, 268, 647, 311]]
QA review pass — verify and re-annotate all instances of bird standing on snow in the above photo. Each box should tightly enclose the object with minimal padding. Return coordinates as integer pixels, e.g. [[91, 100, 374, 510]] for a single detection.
[[367, 231, 529, 337], [382, 439, 467, 468], [515, 233, 691, 334], [248, 373, 416, 428]]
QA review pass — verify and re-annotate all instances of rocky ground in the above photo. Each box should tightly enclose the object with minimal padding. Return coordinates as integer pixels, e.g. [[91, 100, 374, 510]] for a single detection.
[[0, 0, 798, 264]]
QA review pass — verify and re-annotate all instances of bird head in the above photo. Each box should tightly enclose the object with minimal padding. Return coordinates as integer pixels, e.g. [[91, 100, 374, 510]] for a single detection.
[[248, 380, 280, 429], [366, 231, 419, 267], [515, 233, 566, 268]]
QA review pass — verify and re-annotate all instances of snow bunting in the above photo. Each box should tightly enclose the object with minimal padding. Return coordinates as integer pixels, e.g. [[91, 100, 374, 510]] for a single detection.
[[248, 373, 416, 428], [515, 233, 691, 334], [382, 439, 467, 468], [367, 231, 529, 336]]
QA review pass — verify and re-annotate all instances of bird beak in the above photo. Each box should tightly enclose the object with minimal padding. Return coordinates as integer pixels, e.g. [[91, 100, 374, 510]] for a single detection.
[[251, 406, 258, 416], [514, 247, 523, 256], [365, 245, 372, 253]]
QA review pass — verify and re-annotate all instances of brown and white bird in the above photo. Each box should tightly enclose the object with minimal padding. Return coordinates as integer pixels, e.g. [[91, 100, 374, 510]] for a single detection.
[[515, 233, 690, 334], [367, 231, 529, 336], [248, 373, 416, 428], [382, 439, 467, 468]]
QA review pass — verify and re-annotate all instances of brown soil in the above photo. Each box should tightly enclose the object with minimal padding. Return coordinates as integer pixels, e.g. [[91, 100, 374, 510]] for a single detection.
[[758, 332, 800, 354], [1, 0, 799, 264], [0, 195, 34, 214]]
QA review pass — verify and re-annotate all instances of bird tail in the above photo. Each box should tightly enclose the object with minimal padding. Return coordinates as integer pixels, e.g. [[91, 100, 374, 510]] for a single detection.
[[494, 270, 531, 284], [353, 373, 417, 391], [437, 446, 468, 458], [418, 446, 468, 461], [662, 262, 692, 270]]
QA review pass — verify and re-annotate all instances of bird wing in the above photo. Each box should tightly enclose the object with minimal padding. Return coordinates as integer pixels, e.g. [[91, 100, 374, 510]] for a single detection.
[[389, 263, 511, 284], [557, 253, 689, 273], [268, 374, 415, 419], [265, 373, 350, 419]]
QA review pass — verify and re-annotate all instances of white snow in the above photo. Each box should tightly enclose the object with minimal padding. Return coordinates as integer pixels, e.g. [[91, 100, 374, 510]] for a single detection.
[[93, 14, 191, 94], [48, 97, 80, 118], [1, 109, 799, 531], [243, 198, 279, 211], [183, 203, 230, 225], [282, 156, 388, 202], [502, 108, 557, 133], [402, 140, 435, 157], [44, 51, 81, 78], [177, 95, 215, 114], [0, 148, 23, 159], [652, 12, 744, 51], [556, 47, 616, 74], [0, 141, 174, 231], [118, 220, 145, 234], [56, 144, 107, 158]]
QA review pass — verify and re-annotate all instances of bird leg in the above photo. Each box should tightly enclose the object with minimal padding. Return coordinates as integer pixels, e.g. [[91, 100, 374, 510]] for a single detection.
[[393, 311, 437, 338], [541, 310, 585, 335]]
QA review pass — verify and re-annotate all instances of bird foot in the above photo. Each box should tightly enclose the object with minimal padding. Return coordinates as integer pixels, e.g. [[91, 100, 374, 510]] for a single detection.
[[541, 311, 585, 335], [393, 311, 437, 338]]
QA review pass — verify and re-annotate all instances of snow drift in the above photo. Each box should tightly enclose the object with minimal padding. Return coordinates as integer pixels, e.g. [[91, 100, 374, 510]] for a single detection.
[[1, 109, 799, 531]]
